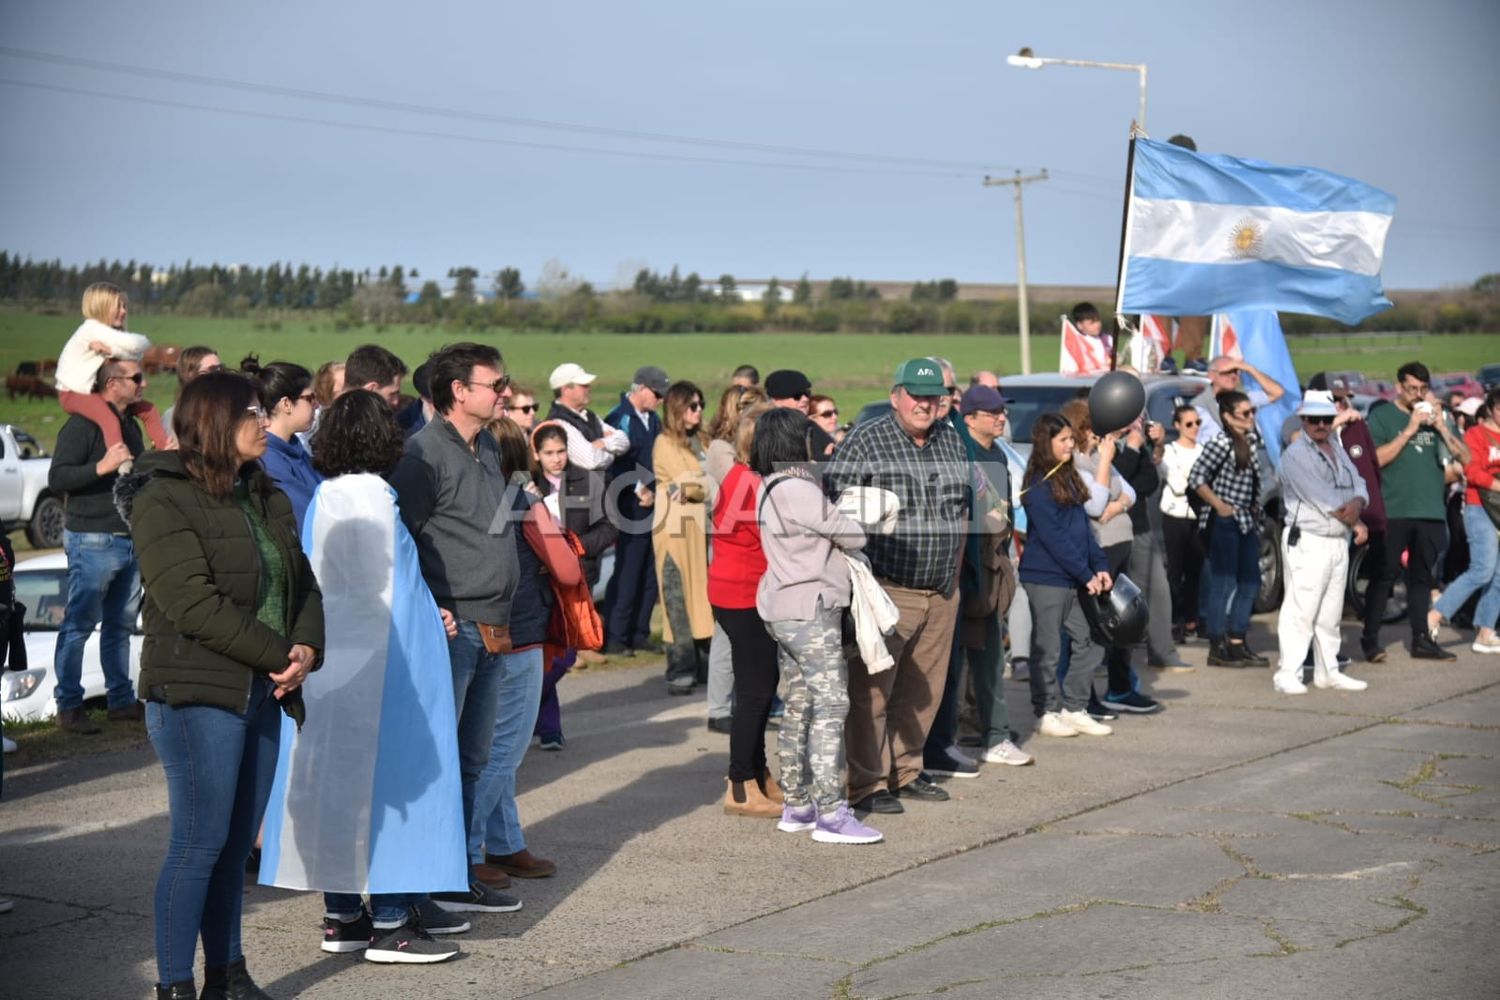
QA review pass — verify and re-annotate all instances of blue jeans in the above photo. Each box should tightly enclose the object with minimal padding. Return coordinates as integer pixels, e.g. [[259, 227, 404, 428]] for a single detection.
[[1205, 515, 1261, 639], [54, 530, 141, 710], [147, 678, 280, 985], [324, 891, 421, 926], [448, 620, 507, 840], [469, 646, 544, 861], [1436, 504, 1500, 630]]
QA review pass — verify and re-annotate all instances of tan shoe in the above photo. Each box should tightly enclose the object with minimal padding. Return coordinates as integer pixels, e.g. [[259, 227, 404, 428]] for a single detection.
[[723, 778, 780, 818], [575, 649, 606, 667], [483, 848, 557, 879], [757, 773, 785, 805], [471, 863, 512, 889]]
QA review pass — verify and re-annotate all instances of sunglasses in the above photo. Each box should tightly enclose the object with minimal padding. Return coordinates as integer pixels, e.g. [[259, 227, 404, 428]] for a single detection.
[[814, 409, 838, 419], [1234, 408, 1257, 419], [465, 375, 512, 394], [508, 404, 538, 414], [687, 401, 704, 412], [1304, 415, 1334, 426], [245, 405, 268, 421], [1179, 419, 1200, 427], [111, 372, 145, 385]]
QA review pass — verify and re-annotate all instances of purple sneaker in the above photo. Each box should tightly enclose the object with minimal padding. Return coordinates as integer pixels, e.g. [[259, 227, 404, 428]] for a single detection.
[[811, 804, 883, 845], [777, 802, 817, 833]]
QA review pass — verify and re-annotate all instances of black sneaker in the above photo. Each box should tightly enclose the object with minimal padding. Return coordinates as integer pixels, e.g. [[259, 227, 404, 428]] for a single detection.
[[1100, 691, 1163, 714], [850, 789, 904, 815], [432, 880, 523, 913], [412, 900, 469, 935], [321, 912, 373, 954], [1086, 692, 1119, 721], [706, 716, 732, 734], [1229, 638, 1270, 666], [922, 746, 979, 779], [364, 919, 460, 964], [897, 773, 951, 802], [1411, 635, 1457, 661], [1361, 641, 1388, 663]]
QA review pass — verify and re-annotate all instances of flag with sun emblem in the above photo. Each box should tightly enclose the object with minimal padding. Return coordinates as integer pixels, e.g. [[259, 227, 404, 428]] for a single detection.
[[1116, 138, 1396, 325]]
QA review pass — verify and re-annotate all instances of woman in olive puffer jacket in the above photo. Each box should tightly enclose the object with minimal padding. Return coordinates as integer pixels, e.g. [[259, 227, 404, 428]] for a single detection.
[[120, 371, 323, 1000]]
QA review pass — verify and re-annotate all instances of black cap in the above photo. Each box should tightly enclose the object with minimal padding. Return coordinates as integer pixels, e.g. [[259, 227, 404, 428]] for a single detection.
[[412, 360, 433, 401], [632, 365, 669, 395], [765, 369, 813, 400], [1307, 372, 1350, 395]]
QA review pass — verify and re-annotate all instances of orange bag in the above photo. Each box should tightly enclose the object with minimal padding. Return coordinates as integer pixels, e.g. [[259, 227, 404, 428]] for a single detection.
[[545, 528, 605, 652]]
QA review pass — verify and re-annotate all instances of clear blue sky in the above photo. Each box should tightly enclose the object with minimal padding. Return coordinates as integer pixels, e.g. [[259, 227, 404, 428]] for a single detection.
[[2, 0, 1495, 292]]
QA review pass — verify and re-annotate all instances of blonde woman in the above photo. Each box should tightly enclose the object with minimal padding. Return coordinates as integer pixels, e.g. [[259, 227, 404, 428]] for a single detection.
[[653, 381, 714, 695]]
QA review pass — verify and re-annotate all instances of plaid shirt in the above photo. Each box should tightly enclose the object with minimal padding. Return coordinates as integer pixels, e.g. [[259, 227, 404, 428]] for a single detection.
[[1187, 430, 1262, 534], [824, 412, 968, 592]]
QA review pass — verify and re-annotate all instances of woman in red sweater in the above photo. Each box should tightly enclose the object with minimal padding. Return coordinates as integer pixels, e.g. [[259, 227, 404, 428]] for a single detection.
[[707, 403, 782, 818], [1431, 387, 1500, 653]]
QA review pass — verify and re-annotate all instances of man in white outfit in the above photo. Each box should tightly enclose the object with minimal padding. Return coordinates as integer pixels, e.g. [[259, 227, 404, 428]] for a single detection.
[[1273, 391, 1370, 695]]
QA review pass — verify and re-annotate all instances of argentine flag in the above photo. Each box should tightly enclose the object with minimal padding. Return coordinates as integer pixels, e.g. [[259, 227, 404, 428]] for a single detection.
[[259, 474, 468, 896], [1117, 139, 1395, 326]]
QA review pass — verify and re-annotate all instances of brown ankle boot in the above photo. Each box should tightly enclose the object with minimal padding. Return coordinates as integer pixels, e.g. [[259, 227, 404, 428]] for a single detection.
[[723, 778, 780, 818], [757, 772, 785, 805]]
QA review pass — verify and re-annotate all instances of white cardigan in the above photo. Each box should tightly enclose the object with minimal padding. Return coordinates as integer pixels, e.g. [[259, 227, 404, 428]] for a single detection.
[[56, 319, 151, 394]]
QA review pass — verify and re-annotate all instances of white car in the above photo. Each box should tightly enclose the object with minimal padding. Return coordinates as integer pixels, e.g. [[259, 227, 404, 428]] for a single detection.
[[1, 552, 144, 721]]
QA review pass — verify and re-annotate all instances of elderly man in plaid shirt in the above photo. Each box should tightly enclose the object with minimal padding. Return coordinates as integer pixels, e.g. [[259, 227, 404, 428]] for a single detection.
[[825, 358, 969, 815]]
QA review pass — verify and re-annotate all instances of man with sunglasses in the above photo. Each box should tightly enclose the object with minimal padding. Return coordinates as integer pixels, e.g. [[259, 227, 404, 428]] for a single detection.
[[1273, 391, 1371, 694], [47, 357, 149, 733], [602, 365, 671, 655], [767, 369, 837, 460], [1365, 362, 1469, 661]]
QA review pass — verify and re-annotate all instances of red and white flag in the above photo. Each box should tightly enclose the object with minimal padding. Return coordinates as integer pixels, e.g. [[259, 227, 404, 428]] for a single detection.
[[1059, 316, 1111, 375], [1141, 314, 1176, 361], [1210, 314, 1244, 361]]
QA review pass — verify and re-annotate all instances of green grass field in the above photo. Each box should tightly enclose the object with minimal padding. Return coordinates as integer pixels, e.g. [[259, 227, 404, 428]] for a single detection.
[[3, 309, 1494, 452]]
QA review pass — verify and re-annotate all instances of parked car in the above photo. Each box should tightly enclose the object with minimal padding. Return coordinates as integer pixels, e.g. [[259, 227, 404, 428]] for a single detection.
[[1479, 363, 1500, 391], [0, 552, 144, 721], [1349, 378, 1397, 401], [1433, 372, 1483, 401], [0, 424, 64, 549], [853, 371, 1286, 611]]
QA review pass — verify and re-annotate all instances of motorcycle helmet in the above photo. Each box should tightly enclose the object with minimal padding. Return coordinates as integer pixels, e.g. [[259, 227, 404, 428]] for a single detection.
[[1078, 572, 1149, 648]]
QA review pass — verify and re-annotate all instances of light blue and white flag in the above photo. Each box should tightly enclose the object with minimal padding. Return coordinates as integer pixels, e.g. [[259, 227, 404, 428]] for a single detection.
[[1117, 138, 1395, 326], [1211, 311, 1301, 466], [259, 473, 468, 896]]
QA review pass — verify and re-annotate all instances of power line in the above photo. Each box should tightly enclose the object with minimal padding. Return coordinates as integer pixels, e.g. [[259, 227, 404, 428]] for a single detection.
[[0, 45, 1017, 174], [0, 77, 982, 180]]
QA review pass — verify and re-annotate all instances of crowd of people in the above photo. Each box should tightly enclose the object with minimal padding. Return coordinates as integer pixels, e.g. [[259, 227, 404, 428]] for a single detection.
[[6, 282, 1499, 998]]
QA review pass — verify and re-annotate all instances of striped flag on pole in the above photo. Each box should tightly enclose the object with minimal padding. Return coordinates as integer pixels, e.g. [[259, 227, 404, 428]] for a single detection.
[[259, 474, 469, 896], [1211, 311, 1302, 464], [1141, 314, 1176, 361], [1060, 315, 1112, 375]]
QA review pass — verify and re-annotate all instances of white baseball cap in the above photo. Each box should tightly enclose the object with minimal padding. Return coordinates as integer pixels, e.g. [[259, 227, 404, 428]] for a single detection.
[[549, 363, 597, 390], [1296, 390, 1338, 417]]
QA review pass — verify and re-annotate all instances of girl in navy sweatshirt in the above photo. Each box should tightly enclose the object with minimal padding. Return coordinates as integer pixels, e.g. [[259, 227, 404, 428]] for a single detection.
[[1019, 413, 1115, 738]]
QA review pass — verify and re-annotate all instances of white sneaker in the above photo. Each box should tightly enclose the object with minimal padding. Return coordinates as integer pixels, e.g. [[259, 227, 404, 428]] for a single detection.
[[1315, 672, 1368, 692], [1037, 711, 1078, 738], [982, 739, 1035, 766], [1059, 709, 1112, 736], [1273, 674, 1308, 695], [1472, 635, 1500, 655]]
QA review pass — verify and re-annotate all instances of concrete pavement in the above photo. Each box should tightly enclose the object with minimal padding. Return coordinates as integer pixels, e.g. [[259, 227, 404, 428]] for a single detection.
[[2, 619, 1497, 999]]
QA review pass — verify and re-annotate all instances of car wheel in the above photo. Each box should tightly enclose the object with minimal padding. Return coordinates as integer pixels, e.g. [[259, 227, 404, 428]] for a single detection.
[[1252, 519, 1283, 614], [26, 494, 64, 549]]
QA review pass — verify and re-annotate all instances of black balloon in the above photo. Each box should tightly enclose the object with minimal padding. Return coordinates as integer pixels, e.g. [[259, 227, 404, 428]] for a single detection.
[[1089, 371, 1146, 437]]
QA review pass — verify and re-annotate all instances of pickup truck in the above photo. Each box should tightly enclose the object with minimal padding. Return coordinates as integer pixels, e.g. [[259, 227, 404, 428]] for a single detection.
[[0, 424, 64, 549]]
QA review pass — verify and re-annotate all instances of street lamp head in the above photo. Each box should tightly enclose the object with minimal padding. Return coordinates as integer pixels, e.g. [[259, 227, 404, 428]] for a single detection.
[[1007, 48, 1045, 69]]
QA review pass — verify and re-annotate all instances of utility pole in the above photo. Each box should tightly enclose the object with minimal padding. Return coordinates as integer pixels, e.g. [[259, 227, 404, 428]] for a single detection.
[[983, 169, 1048, 374]]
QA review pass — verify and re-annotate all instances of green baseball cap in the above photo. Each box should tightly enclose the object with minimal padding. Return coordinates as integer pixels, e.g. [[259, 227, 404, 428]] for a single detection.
[[893, 358, 948, 396]]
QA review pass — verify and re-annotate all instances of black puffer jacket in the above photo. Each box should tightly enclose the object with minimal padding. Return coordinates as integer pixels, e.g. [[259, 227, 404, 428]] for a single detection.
[[117, 451, 324, 715]]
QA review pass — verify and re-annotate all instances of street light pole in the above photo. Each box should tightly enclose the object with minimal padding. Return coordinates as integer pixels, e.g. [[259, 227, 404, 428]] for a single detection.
[[984, 169, 1048, 375], [1007, 49, 1148, 132]]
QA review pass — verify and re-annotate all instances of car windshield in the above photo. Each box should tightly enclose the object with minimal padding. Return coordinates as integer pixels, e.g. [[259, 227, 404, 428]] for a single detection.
[[16, 568, 68, 630], [1000, 385, 1097, 442]]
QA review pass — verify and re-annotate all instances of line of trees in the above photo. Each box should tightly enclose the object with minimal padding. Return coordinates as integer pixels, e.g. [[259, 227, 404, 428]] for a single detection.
[[3, 252, 1497, 336]]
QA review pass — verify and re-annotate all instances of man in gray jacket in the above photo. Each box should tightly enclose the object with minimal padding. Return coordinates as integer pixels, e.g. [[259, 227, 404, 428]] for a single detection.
[[391, 342, 521, 912]]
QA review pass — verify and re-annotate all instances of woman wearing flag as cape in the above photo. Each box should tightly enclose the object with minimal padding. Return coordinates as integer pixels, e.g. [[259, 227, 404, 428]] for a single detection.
[[258, 389, 470, 965]]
